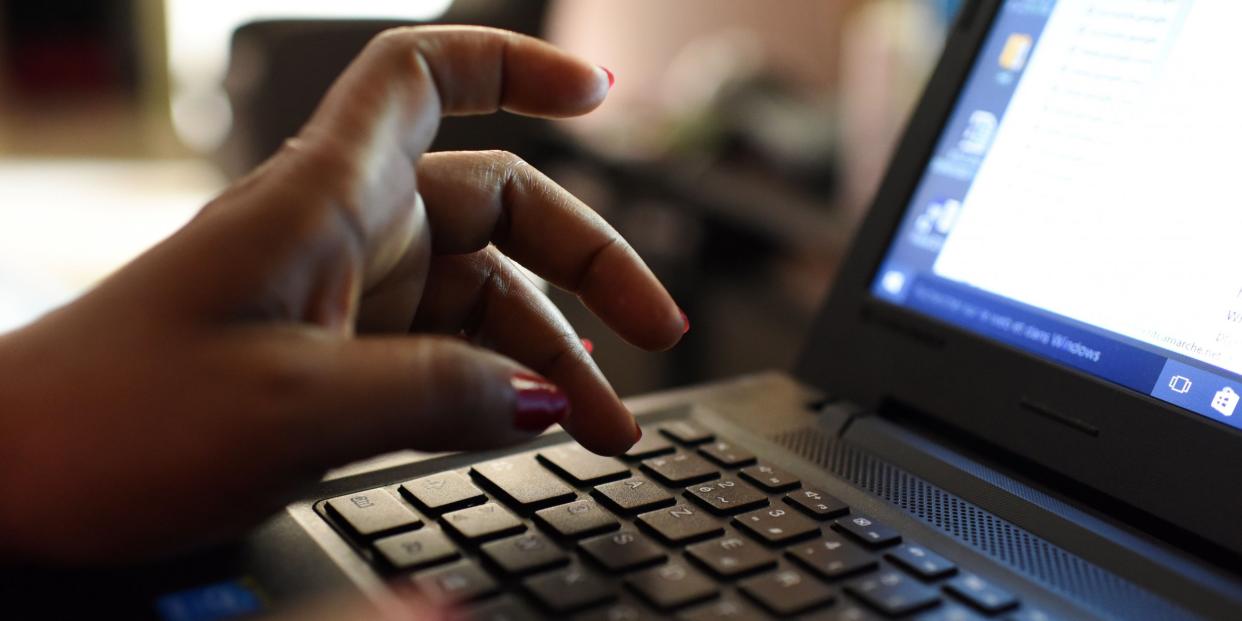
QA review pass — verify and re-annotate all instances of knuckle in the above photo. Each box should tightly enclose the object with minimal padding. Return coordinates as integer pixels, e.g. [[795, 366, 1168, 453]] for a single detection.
[[368, 27, 432, 79], [276, 138, 368, 245]]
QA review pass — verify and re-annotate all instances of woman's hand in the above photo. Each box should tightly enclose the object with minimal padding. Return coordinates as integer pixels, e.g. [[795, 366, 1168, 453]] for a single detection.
[[0, 26, 685, 565]]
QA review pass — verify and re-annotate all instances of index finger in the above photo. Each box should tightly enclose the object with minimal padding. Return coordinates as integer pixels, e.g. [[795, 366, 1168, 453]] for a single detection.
[[289, 25, 610, 281], [304, 24, 610, 171]]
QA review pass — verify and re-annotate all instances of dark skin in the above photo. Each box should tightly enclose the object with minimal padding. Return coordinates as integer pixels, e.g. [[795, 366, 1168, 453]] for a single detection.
[[0, 26, 683, 594]]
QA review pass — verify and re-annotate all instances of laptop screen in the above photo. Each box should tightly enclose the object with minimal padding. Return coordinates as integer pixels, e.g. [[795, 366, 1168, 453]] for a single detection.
[[871, 0, 1242, 430]]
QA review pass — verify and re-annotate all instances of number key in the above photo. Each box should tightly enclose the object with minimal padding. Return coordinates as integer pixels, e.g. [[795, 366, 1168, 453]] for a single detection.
[[699, 440, 756, 467], [739, 463, 800, 492], [784, 487, 849, 519], [685, 478, 768, 515], [642, 452, 719, 486], [733, 506, 820, 546], [834, 514, 902, 547], [659, 420, 715, 445], [624, 431, 676, 460]]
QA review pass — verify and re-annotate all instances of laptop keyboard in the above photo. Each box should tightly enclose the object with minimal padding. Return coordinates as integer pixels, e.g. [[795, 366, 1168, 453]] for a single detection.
[[318, 420, 1063, 620]]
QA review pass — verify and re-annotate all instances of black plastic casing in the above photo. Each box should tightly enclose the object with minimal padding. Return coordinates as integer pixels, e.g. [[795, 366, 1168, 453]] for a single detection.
[[795, 0, 1242, 560]]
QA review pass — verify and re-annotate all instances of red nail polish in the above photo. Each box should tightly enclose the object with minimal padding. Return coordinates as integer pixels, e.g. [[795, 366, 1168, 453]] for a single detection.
[[511, 373, 569, 432], [680, 309, 690, 335], [581, 338, 595, 354], [600, 66, 615, 88]]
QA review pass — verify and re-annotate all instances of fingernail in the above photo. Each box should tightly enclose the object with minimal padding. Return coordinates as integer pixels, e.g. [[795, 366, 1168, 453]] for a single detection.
[[633, 420, 643, 442], [511, 373, 569, 432], [581, 338, 595, 354], [679, 309, 690, 335], [600, 65, 615, 89]]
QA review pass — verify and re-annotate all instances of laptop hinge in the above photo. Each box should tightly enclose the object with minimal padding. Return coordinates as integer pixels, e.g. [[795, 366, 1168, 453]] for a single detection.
[[814, 401, 865, 438]]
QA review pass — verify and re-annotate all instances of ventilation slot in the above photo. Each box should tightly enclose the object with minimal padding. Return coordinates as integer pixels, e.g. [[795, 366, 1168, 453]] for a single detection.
[[769, 426, 1197, 621]]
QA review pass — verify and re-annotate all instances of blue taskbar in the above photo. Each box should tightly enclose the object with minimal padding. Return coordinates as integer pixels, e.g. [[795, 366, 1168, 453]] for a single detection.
[[897, 275, 1242, 432], [868, 0, 1242, 432]]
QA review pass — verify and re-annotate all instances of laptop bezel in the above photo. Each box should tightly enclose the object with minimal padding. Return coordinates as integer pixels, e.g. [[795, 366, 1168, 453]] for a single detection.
[[794, 0, 1242, 556]]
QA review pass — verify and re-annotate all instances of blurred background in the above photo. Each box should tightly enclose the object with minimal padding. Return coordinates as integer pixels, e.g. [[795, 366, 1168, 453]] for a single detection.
[[0, 0, 959, 396]]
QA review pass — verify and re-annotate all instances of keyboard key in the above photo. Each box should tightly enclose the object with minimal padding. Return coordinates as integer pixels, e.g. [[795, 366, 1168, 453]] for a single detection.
[[625, 432, 676, 460], [733, 506, 820, 546], [738, 567, 834, 616], [626, 561, 719, 612], [739, 463, 800, 492], [479, 532, 568, 576], [579, 529, 667, 572], [535, 498, 619, 539], [411, 559, 498, 603], [834, 515, 902, 548], [686, 534, 777, 578], [945, 573, 1019, 614], [637, 503, 725, 546], [326, 489, 421, 538], [787, 535, 877, 579], [471, 457, 576, 512], [469, 596, 540, 621], [642, 452, 720, 486], [538, 445, 630, 486], [699, 440, 757, 467], [886, 543, 957, 579], [784, 488, 849, 520], [441, 503, 525, 542], [846, 569, 940, 616], [680, 595, 768, 621], [373, 528, 459, 571], [523, 565, 616, 613], [594, 475, 676, 514], [659, 420, 715, 445], [918, 603, 989, 621], [685, 478, 768, 515], [401, 471, 485, 515]]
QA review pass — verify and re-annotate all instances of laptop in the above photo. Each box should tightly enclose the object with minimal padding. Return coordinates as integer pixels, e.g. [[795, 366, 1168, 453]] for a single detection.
[[32, 1, 1242, 619]]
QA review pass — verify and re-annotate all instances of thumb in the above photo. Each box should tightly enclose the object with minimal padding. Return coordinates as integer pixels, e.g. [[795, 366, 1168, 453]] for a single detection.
[[259, 333, 570, 467]]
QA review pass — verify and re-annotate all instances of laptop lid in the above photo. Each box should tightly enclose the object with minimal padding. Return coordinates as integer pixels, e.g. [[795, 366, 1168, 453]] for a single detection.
[[796, 0, 1242, 558]]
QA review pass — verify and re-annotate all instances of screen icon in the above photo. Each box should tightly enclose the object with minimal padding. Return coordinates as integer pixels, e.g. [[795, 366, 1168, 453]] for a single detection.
[[914, 199, 963, 236], [881, 270, 907, 296], [999, 33, 1033, 71], [1168, 375, 1193, 394], [1212, 387, 1239, 417], [958, 111, 998, 155]]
